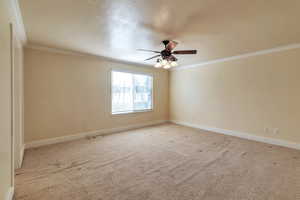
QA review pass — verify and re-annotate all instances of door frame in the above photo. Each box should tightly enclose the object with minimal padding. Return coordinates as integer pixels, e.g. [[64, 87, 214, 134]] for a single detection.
[[10, 22, 15, 186]]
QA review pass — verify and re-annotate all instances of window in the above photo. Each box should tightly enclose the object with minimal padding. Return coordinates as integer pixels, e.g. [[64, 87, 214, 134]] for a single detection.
[[111, 70, 153, 114]]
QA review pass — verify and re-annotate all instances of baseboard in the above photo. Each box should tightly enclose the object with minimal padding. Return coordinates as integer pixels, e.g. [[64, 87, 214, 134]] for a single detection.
[[19, 144, 25, 167], [15, 144, 25, 169], [25, 120, 167, 149], [6, 187, 14, 200], [170, 120, 300, 150]]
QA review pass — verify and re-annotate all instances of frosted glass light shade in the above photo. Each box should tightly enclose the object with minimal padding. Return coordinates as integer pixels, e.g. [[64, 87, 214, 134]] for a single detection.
[[154, 62, 162, 68], [170, 61, 178, 67], [161, 60, 168, 65], [163, 64, 171, 69]]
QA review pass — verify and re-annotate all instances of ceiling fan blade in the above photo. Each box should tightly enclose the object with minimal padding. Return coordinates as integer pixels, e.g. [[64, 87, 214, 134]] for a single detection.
[[137, 49, 161, 53], [166, 40, 178, 51], [173, 50, 197, 54], [144, 54, 161, 61]]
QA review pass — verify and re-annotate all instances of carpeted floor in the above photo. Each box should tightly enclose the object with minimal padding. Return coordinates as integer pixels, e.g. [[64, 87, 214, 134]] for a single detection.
[[15, 123, 300, 200]]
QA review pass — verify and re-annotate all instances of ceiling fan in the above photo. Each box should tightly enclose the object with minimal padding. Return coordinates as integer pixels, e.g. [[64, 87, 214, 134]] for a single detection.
[[138, 40, 197, 69]]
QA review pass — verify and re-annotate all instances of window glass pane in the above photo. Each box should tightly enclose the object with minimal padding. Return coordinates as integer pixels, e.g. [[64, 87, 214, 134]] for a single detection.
[[112, 71, 133, 113], [112, 71, 153, 114], [133, 74, 152, 111]]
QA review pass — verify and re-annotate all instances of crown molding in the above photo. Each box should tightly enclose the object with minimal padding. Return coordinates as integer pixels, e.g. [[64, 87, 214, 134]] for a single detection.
[[172, 43, 300, 71], [11, 0, 27, 44], [25, 44, 153, 68], [26, 44, 97, 57], [25, 42, 300, 70]]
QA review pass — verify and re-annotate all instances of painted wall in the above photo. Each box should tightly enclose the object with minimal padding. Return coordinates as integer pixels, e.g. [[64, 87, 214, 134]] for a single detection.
[[0, 3, 13, 199], [24, 48, 169, 143], [13, 35, 24, 169], [170, 48, 300, 144]]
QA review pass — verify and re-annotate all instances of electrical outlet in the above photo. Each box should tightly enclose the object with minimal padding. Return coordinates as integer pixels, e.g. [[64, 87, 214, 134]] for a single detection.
[[264, 127, 279, 135], [273, 128, 279, 135], [264, 127, 269, 133]]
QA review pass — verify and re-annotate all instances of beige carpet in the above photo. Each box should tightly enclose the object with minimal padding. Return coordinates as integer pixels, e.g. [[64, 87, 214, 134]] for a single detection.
[[15, 123, 300, 200]]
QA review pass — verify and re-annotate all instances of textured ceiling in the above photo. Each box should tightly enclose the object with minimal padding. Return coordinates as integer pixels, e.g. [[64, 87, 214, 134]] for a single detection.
[[19, 0, 300, 66]]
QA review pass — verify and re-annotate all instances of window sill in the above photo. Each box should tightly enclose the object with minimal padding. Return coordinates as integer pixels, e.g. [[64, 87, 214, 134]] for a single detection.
[[111, 109, 153, 115]]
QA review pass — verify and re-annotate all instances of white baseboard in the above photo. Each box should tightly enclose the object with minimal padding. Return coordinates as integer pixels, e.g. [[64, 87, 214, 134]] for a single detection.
[[15, 144, 25, 169], [6, 187, 14, 200], [19, 144, 25, 167], [170, 120, 300, 150], [25, 120, 167, 149]]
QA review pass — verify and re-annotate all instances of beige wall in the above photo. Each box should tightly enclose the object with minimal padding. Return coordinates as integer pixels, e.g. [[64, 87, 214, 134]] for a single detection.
[[24, 48, 169, 143], [0, 0, 24, 198], [170, 48, 300, 144], [0, 1, 13, 198]]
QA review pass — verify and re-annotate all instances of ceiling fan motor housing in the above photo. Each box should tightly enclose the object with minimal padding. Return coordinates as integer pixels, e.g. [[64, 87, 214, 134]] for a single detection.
[[139, 40, 196, 63], [161, 49, 172, 59], [162, 40, 170, 46]]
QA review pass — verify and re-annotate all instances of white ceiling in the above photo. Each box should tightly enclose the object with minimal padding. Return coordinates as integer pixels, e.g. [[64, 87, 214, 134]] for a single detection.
[[19, 0, 300, 66]]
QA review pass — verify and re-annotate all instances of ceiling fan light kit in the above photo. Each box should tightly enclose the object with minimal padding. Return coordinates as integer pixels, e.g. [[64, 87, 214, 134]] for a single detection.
[[170, 61, 178, 67], [138, 40, 197, 69], [154, 58, 177, 68], [163, 64, 171, 69], [154, 62, 162, 68]]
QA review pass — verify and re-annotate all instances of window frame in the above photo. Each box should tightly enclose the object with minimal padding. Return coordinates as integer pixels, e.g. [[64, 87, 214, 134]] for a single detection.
[[110, 69, 154, 115]]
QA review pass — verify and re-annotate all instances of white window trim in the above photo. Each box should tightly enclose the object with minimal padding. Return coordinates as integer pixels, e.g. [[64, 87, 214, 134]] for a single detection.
[[110, 69, 154, 115]]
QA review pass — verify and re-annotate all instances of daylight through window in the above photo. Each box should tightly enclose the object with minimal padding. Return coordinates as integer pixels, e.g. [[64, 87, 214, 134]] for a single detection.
[[111, 71, 153, 114]]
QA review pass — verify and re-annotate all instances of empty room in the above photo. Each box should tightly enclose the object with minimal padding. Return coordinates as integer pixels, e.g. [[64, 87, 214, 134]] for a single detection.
[[1, 0, 300, 199]]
